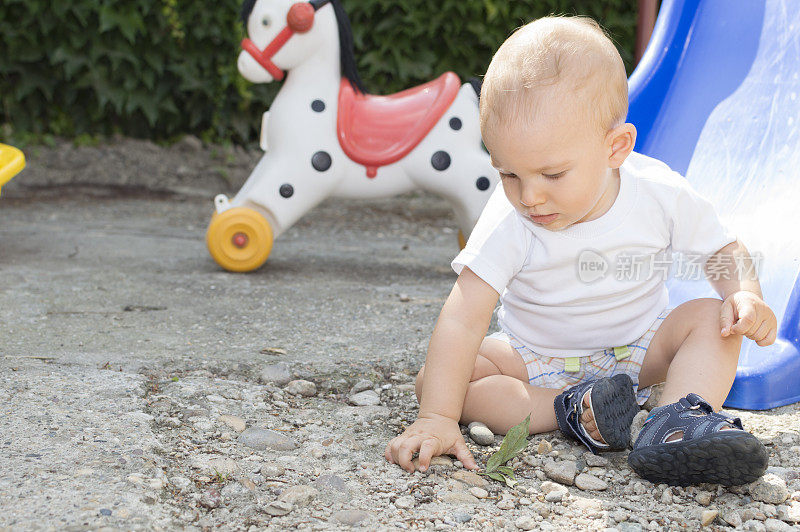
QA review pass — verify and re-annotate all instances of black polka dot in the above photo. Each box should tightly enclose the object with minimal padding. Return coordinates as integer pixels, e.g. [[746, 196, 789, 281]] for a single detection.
[[279, 184, 294, 198], [449, 117, 462, 130], [311, 99, 325, 112], [476, 177, 490, 191], [431, 151, 451, 171], [312, 151, 332, 172]]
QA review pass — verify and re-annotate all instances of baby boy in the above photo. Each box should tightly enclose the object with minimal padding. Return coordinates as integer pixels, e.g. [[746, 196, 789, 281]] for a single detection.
[[385, 16, 777, 486]]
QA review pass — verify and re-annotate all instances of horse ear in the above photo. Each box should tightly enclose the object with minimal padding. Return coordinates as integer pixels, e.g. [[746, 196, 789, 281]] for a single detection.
[[287, 2, 316, 33]]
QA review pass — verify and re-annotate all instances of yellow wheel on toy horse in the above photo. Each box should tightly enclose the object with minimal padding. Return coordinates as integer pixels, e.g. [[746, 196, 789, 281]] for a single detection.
[[0, 143, 25, 198], [206, 207, 273, 272]]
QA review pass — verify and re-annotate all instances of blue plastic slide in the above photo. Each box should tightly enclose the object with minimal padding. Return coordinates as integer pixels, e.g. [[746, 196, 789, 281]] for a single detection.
[[628, 0, 800, 409]]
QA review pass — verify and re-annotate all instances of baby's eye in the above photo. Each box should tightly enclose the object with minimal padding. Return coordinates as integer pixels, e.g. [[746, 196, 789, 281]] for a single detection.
[[543, 171, 566, 180], [499, 172, 518, 180]]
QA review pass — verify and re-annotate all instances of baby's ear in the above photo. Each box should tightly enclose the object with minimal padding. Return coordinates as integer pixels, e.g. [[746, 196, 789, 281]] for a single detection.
[[606, 123, 637, 169]]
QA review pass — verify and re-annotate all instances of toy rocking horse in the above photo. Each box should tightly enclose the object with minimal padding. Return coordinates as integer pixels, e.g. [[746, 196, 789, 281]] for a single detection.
[[206, 0, 496, 272]]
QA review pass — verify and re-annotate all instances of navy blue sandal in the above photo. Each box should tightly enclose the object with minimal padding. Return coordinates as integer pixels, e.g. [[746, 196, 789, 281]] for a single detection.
[[628, 393, 768, 486], [554, 374, 639, 454]]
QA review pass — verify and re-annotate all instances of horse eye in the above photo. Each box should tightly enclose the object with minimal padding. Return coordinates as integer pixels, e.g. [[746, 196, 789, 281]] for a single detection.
[[261, 16, 271, 27]]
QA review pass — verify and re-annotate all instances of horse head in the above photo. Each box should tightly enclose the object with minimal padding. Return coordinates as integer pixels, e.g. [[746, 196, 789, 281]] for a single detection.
[[237, 0, 336, 83]]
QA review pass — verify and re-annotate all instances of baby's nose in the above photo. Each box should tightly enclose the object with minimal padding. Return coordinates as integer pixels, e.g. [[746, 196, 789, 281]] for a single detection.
[[520, 186, 546, 207]]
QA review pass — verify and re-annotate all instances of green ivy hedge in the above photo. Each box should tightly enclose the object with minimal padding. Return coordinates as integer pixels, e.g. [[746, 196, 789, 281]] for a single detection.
[[0, 0, 637, 145]]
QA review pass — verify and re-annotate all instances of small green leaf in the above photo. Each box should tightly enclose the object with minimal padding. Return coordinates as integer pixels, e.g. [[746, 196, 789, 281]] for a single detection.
[[485, 471, 506, 483], [485, 414, 530, 472], [496, 465, 515, 478]]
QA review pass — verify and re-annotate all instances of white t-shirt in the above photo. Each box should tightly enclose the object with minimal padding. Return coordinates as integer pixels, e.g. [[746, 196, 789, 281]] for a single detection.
[[452, 151, 736, 357]]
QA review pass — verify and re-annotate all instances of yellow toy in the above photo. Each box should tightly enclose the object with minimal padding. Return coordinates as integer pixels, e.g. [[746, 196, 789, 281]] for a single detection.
[[0, 144, 25, 197]]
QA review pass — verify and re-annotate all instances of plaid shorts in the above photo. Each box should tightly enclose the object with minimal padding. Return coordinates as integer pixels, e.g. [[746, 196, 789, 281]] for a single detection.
[[488, 307, 672, 405]]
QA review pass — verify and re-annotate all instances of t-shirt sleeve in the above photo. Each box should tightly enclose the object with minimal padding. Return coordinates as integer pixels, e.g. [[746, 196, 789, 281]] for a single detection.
[[670, 177, 737, 257], [451, 186, 530, 294]]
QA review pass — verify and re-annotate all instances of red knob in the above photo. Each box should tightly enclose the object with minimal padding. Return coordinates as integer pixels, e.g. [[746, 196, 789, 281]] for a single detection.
[[287, 2, 315, 33]]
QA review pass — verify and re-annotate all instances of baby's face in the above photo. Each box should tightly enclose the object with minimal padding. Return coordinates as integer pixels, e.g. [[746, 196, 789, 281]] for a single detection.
[[484, 106, 619, 231]]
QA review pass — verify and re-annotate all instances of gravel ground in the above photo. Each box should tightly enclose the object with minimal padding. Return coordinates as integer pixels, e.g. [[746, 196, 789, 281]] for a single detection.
[[0, 138, 798, 531]]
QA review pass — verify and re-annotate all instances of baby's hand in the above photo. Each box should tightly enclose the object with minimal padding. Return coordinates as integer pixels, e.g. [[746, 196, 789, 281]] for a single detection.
[[720, 291, 777, 346], [384, 413, 477, 473]]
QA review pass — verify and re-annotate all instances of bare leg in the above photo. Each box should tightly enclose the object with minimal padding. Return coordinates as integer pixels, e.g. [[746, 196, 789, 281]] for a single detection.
[[581, 298, 743, 442], [417, 337, 560, 435], [459, 375, 560, 435]]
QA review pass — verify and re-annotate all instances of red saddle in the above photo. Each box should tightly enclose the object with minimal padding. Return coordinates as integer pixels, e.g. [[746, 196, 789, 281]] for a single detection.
[[337, 72, 461, 178]]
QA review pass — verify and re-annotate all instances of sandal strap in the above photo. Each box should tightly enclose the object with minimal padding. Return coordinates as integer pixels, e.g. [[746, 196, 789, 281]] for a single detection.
[[633, 393, 744, 448], [554, 381, 606, 454]]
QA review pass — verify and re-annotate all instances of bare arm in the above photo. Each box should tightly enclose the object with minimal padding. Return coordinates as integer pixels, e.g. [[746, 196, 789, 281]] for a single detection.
[[705, 239, 762, 300], [419, 267, 501, 420], [385, 267, 499, 472]]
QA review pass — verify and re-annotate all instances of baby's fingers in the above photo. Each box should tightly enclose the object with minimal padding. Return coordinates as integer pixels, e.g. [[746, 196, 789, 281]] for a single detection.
[[392, 435, 424, 473], [720, 297, 736, 336], [451, 436, 477, 470], [731, 301, 757, 336], [751, 320, 777, 346], [417, 438, 440, 472]]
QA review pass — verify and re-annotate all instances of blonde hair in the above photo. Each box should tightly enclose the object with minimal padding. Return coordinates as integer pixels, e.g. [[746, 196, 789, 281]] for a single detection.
[[480, 16, 628, 139]]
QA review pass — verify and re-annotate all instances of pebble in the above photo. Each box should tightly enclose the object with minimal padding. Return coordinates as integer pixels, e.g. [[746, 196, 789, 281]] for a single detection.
[[351, 379, 374, 394], [540, 481, 567, 495], [545, 490, 565, 503], [395, 495, 416, 509], [453, 510, 472, 523], [263, 500, 293, 516], [313, 474, 349, 494], [468, 422, 495, 446], [496, 497, 515, 510], [127, 474, 145, 486], [575, 473, 608, 491], [700, 509, 718, 526], [441, 491, 478, 504], [279, 485, 318, 507], [661, 487, 673, 504], [451, 470, 488, 488], [696, 490, 713, 506], [349, 390, 381, 406], [169, 476, 192, 491], [537, 440, 553, 455], [206, 458, 238, 476], [199, 489, 222, 509], [259, 364, 293, 385], [285, 379, 317, 397], [430, 456, 453, 467], [778, 502, 800, 522], [642, 383, 664, 410], [630, 410, 650, 444], [764, 518, 791, 531], [218, 415, 246, 433], [744, 520, 766, 532], [469, 487, 489, 499], [583, 452, 609, 467], [333, 509, 371, 526], [722, 509, 743, 528], [544, 460, 577, 486], [260, 464, 285, 477], [238, 428, 297, 451], [515, 516, 538, 530], [750, 474, 790, 504], [411, 455, 452, 471]]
